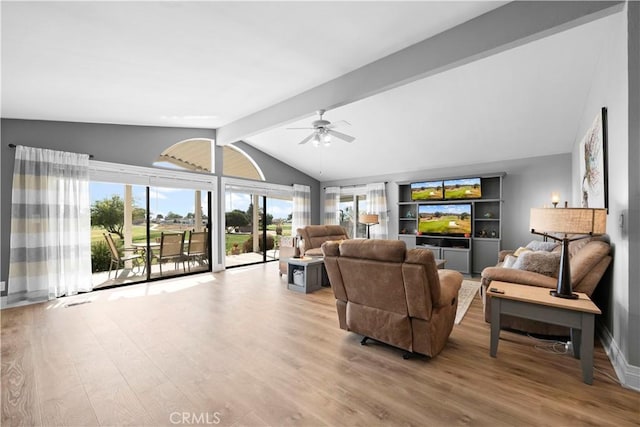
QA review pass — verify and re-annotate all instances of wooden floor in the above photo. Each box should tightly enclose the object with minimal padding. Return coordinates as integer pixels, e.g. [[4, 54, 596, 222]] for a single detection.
[[2, 263, 638, 426]]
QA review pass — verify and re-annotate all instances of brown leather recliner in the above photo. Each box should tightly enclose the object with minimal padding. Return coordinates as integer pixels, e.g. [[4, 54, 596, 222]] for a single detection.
[[297, 225, 349, 257], [322, 239, 463, 358]]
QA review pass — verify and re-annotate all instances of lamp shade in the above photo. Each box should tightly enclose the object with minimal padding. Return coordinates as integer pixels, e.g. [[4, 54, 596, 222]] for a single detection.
[[530, 208, 606, 235], [359, 214, 379, 225]]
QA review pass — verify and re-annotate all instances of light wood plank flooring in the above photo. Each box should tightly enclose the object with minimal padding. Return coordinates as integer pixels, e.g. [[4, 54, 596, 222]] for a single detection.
[[2, 263, 638, 426]]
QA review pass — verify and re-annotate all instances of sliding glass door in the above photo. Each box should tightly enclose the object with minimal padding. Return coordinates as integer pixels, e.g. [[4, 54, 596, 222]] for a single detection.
[[224, 181, 293, 268], [89, 162, 215, 289], [339, 193, 368, 238]]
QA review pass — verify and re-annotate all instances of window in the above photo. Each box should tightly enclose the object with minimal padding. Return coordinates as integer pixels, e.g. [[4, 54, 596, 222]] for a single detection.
[[339, 189, 368, 238]]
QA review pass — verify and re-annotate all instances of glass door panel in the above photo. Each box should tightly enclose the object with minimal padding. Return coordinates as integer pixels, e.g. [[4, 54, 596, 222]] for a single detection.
[[225, 187, 293, 267], [149, 187, 210, 278], [266, 195, 293, 261], [339, 194, 368, 238], [90, 182, 148, 288]]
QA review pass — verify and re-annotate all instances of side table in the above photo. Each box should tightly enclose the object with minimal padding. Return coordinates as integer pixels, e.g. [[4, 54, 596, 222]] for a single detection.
[[287, 257, 326, 294], [487, 281, 601, 384]]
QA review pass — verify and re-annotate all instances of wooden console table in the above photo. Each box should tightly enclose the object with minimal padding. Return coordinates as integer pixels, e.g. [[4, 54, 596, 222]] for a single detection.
[[487, 281, 601, 384]]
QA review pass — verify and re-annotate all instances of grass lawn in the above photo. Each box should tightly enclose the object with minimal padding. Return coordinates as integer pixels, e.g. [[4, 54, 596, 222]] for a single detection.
[[93, 222, 293, 255]]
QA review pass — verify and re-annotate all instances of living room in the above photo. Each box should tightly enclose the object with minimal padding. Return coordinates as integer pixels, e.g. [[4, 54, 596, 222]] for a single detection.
[[1, 1, 638, 425]]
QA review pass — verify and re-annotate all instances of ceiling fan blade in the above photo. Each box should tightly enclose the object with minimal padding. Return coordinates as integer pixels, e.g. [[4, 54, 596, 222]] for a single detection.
[[328, 129, 355, 143], [287, 127, 314, 130], [297, 133, 316, 145], [326, 120, 351, 129]]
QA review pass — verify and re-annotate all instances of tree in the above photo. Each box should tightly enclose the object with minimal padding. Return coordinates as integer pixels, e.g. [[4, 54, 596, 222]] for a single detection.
[[132, 207, 146, 225], [460, 212, 469, 221], [155, 214, 164, 221], [166, 211, 182, 220], [91, 195, 125, 238], [226, 209, 249, 227]]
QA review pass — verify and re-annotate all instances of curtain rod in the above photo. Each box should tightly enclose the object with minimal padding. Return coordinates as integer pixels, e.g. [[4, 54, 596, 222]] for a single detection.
[[8, 143, 94, 159], [323, 181, 388, 190]]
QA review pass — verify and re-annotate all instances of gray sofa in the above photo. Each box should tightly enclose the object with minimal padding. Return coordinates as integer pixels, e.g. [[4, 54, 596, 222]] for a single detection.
[[481, 236, 611, 336]]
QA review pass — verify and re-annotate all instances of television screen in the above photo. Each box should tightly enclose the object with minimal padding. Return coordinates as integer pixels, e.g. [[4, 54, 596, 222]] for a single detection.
[[444, 178, 482, 199], [411, 180, 443, 200], [418, 204, 472, 236]]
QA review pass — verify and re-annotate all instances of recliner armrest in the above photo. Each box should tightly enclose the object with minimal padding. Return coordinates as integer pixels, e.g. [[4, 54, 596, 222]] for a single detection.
[[481, 266, 557, 289], [436, 270, 463, 308]]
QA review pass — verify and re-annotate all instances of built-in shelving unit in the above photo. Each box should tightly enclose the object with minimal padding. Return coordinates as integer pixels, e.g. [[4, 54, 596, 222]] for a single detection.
[[397, 173, 505, 275]]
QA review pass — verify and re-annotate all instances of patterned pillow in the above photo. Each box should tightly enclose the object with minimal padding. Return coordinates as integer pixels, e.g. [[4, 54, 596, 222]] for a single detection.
[[512, 251, 561, 277], [513, 246, 532, 257], [526, 240, 559, 252], [502, 254, 518, 268]]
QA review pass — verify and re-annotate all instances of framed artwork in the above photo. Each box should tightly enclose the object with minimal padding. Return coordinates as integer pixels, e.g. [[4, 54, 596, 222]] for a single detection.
[[579, 107, 608, 211]]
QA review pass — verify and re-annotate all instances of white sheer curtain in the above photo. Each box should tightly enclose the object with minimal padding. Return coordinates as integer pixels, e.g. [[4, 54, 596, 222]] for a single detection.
[[324, 186, 340, 225], [9, 145, 92, 300], [366, 182, 389, 239], [292, 184, 311, 236]]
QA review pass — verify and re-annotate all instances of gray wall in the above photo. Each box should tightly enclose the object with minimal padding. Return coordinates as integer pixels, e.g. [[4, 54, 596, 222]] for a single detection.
[[570, 2, 639, 377], [321, 153, 572, 253], [0, 119, 319, 292]]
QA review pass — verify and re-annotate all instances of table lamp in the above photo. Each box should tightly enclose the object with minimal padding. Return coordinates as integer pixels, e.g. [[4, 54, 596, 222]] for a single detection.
[[359, 214, 379, 239], [530, 208, 606, 299]]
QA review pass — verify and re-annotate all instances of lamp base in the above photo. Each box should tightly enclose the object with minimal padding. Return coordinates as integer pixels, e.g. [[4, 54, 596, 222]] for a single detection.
[[550, 290, 578, 299]]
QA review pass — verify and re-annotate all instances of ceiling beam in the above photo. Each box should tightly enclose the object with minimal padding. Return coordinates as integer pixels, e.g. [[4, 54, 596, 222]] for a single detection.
[[216, 1, 624, 145]]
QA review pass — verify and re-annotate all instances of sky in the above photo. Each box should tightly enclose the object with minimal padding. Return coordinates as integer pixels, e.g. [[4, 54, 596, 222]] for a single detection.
[[90, 182, 292, 220]]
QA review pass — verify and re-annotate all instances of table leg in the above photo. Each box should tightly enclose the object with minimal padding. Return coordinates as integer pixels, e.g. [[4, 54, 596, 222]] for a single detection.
[[490, 297, 501, 357], [570, 327, 582, 359], [580, 313, 595, 385]]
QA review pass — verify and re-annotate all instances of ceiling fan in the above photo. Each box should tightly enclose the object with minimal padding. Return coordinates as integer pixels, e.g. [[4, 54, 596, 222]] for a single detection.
[[287, 109, 355, 147]]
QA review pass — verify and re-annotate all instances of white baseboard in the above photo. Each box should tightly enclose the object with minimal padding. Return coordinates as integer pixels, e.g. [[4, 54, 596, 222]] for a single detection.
[[598, 323, 640, 391]]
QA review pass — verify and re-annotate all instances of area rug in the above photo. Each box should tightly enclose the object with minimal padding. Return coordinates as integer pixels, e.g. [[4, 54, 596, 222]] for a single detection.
[[455, 280, 481, 325]]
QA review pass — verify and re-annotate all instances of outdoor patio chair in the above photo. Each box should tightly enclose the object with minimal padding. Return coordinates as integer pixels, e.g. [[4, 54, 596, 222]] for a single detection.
[[104, 233, 144, 279], [154, 232, 186, 275], [184, 231, 208, 271]]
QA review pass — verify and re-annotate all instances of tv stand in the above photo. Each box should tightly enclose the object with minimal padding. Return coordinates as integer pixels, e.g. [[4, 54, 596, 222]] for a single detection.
[[397, 173, 504, 275], [417, 236, 471, 273]]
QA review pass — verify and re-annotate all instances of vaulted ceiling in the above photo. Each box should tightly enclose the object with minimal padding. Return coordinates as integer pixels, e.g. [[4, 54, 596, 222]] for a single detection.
[[1, 1, 623, 181]]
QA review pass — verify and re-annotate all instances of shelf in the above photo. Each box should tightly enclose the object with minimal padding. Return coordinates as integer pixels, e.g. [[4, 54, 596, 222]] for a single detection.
[[475, 198, 502, 203], [397, 173, 503, 275]]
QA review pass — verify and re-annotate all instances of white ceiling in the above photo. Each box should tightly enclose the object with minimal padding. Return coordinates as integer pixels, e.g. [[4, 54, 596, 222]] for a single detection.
[[1, 1, 618, 181]]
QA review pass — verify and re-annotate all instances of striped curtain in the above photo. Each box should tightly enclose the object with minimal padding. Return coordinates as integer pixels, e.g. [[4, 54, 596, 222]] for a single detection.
[[324, 186, 340, 225], [9, 145, 92, 300], [291, 184, 311, 236], [366, 182, 389, 239]]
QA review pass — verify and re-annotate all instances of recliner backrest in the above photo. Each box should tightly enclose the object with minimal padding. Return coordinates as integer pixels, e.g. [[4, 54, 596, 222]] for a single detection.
[[297, 225, 349, 250]]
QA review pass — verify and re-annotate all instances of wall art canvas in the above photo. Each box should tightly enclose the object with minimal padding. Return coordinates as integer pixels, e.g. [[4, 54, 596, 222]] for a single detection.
[[579, 107, 608, 211]]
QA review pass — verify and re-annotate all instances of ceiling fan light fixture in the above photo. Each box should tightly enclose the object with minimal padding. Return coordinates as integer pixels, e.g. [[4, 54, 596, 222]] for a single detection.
[[322, 130, 331, 143], [312, 133, 320, 147]]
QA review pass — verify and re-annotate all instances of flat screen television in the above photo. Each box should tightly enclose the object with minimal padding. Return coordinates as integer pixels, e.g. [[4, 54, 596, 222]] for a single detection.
[[418, 203, 472, 236], [411, 180, 444, 200], [444, 177, 482, 199]]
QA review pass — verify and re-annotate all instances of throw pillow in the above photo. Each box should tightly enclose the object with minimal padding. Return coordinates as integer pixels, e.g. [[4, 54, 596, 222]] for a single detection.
[[526, 240, 559, 252], [512, 251, 561, 277], [513, 246, 532, 257], [502, 254, 518, 268]]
